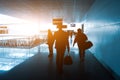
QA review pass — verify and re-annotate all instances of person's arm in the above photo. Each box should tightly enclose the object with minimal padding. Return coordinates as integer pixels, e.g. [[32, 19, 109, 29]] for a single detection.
[[65, 32, 70, 53], [67, 39, 70, 53], [53, 32, 56, 48], [73, 35, 77, 47]]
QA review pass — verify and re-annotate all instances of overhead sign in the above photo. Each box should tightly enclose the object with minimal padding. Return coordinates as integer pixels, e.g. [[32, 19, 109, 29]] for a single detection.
[[70, 23, 76, 27], [53, 18, 63, 25]]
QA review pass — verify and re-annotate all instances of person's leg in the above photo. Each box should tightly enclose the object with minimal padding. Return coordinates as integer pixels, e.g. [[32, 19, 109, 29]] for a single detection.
[[56, 50, 62, 74], [78, 46, 85, 62], [48, 45, 53, 57], [56, 48, 65, 74], [50, 45, 53, 55], [80, 49, 85, 62]]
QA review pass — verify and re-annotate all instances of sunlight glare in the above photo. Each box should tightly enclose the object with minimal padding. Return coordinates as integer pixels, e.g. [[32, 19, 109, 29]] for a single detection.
[[8, 23, 39, 35], [39, 22, 57, 31]]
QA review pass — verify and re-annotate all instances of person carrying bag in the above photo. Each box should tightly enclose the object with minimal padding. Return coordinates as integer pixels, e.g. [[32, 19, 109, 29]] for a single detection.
[[64, 51, 73, 65], [73, 28, 93, 62]]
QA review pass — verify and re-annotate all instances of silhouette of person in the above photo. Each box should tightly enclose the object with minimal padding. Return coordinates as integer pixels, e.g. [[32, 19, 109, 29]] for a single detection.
[[73, 28, 88, 62], [54, 24, 70, 74], [47, 29, 54, 57]]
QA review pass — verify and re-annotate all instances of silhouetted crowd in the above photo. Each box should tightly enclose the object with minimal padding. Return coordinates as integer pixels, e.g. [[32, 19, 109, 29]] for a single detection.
[[47, 20, 93, 74]]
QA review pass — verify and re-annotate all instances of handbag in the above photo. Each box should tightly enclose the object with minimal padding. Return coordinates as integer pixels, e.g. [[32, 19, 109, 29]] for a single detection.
[[64, 52, 73, 65], [84, 40, 93, 50]]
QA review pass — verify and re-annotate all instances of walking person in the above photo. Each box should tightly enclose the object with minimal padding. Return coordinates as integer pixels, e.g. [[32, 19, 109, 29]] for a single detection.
[[47, 29, 54, 57], [54, 24, 70, 74], [73, 28, 88, 62]]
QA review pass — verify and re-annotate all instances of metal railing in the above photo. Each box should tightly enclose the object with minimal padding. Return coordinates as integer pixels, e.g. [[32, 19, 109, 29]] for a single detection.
[[0, 34, 47, 49]]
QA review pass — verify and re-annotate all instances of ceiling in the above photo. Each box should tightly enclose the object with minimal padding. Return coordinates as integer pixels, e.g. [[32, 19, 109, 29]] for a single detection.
[[0, 0, 95, 23]]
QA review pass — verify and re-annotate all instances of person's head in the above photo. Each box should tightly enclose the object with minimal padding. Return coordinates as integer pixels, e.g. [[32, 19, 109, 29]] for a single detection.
[[77, 28, 82, 33], [48, 29, 52, 33], [48, 29, 50, 31]]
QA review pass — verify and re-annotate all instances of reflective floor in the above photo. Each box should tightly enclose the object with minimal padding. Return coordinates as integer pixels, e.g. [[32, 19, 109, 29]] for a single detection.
[[0, 43, 115, 80], [0, 47, 38, 71]]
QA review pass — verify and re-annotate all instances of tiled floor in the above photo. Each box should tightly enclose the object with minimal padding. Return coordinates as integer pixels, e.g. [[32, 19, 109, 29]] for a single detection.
[[0, 44, 115, 80]]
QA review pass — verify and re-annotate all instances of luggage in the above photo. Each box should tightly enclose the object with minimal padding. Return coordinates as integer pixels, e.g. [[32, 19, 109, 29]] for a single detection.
[[84, 40, 93, 49], [64, 53, 73, 65]]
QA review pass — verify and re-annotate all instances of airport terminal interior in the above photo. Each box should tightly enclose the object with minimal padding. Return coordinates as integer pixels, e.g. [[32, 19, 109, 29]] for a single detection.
[[0, 0, 120, 80]]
